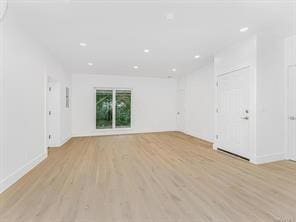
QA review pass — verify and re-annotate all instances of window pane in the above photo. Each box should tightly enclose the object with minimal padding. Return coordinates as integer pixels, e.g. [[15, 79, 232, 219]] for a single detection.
[[96, 90, 113, 129], [115, 90, 131, 128]]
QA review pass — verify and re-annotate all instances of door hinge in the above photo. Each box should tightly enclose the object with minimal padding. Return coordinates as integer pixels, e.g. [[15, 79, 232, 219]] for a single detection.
[[216, 135, 219, 140], [49, 87, 52, 92], [49, 134, 51, 140], [216, 82, 218, 87], [216, 108, 219, 113], [49, 111, 52, 115]]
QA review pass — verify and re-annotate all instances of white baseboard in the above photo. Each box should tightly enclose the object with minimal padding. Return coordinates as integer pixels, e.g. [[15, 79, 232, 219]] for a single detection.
[[181, 130, 214, 144], [0, 151, 47, 194], [49, 136, 72, 148], [251, 152, 286, 164], [72, 129, 176, 138], [59, 136, 71, 146]]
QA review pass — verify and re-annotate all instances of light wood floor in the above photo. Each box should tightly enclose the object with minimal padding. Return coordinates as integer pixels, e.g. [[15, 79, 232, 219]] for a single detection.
[[1, 132, 296, 222]]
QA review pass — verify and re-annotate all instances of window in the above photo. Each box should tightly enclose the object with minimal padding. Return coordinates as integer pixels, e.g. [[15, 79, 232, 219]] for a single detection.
[[116, 90, 131, 128], [96, 89, 131, 129], [96, 90, 113, 129]]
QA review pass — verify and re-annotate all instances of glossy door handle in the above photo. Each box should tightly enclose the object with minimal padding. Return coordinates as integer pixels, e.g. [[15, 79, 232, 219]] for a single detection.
[[288, 116, 296, 120], [240, 116, 249, 120]]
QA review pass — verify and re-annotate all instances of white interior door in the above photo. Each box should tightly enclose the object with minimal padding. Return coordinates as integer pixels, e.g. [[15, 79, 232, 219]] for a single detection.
[[288, 66, 296, 161], [47, 80, 60, 147], [217, 67, 250, 158], [177, 89, 185, 132]]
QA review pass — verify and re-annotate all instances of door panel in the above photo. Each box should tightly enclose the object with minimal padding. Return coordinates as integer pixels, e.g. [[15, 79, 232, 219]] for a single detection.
[[288, 66, 296, 160], [217, 68, 250, 158], [177, 89, 185, 132], [47, 82, 59, 147]]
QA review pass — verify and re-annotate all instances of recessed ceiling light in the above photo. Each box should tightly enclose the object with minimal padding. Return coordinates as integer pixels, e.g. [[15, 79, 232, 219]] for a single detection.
[[172, 68, 177, 72], [80, 42, 87, 47], [87, 62, 93, 66], [240, 27, 249, 32], [194, 55, 200, 59], [166, 12, 175, 21], [144, 49, 150, 53], [133, 65, 139, 69]]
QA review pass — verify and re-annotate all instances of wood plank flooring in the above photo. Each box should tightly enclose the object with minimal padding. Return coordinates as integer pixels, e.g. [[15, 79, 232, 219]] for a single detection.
[[1, 132, 296, 222]]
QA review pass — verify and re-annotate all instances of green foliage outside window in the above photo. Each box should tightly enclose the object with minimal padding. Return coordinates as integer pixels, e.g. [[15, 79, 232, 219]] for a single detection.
[[96, 89, 131, 129], [96, 90, 113, 129], [116, 90, 131, 128]]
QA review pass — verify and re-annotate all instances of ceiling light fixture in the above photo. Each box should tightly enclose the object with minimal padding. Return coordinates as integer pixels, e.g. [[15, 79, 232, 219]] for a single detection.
[[144, 49, 150, 53], [80, 42, 87, 47], [172, 68, 177, 72], [240, 27, 249, 32], [194, 55, 200, 59], [166, 12, 175, 21], [87, 62, 93, 66], [133, 65, 139, 69]]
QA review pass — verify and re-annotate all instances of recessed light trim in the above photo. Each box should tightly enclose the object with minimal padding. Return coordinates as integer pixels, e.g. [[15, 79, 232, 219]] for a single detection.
[[144, 49, 150, 53], [172, 68, 177, 72], [133, 65, 139, 69], [80, 42, 87, 47], [240, 27, 249, 32], [194, 55, 200, 59], [87, 62, 93, 66], [166, 12, 175, 21]]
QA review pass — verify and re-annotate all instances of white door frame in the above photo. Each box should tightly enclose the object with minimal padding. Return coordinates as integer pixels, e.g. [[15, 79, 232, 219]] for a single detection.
[[214, 65, 257, 163]]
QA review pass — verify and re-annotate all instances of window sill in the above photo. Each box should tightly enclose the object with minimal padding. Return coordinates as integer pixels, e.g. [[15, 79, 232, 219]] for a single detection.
[[95, 127, 132, 132]]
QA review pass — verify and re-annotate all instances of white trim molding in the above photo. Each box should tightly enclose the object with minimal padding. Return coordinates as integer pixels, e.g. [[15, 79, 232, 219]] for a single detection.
[[0, 151, 47, 193], [251, 153, 286, 165]]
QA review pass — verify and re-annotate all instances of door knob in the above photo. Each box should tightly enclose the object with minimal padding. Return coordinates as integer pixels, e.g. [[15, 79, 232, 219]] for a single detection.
[[289, 116, 296, 120], [240, 116, 249, 120]]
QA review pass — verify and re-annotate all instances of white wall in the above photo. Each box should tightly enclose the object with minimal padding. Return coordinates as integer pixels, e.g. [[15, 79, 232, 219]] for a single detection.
[[256, 32, 286, 162], [72, 74, 177, 136], [286, 35, 296, 66], [178, 63, 215, 142], [0, 18, 4, 187], [0, 15, 70, 193]]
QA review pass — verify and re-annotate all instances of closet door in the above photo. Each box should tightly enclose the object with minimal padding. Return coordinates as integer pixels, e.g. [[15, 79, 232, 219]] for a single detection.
[[217, 67, 250, 159], [176, 89, 186, 132], [288, 66, 296, 160]]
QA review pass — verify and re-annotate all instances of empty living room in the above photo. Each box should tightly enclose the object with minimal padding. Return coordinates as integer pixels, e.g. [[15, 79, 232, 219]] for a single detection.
[[0, 0, 296, 221]]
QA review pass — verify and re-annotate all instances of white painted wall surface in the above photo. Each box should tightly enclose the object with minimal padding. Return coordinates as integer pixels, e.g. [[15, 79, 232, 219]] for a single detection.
[[0, 21, 4, 187], [214, 36, 257, 76], [72, 74, 177, 136], [0, 15, 70, 193], [178, 63, 215, 142], [286, 35, 296, 66], [256, 32, 286, 162]]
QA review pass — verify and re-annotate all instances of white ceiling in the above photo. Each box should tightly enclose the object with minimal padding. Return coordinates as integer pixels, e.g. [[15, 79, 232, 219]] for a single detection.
[[8, 0, 296, 77]]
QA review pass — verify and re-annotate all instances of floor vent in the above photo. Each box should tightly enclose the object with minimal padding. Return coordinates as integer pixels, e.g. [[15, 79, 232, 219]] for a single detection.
[[217, 148, 250, 161]]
